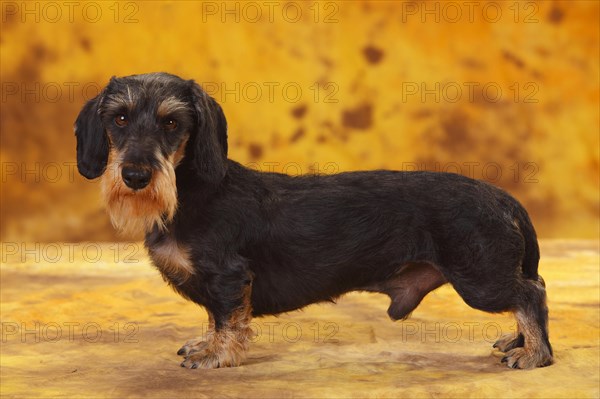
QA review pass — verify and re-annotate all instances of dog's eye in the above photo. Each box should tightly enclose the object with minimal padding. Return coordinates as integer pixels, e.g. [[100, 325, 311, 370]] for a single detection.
[[163, 119, 178, 131], [115, 114, 128, 127]]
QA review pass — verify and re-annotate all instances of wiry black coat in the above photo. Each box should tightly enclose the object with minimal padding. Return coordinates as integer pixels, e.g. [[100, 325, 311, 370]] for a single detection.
[[151, 157, 537, 321]]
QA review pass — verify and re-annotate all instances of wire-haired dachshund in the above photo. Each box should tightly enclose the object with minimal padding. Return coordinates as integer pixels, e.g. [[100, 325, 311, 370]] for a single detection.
[[74, 72, 553, 369]]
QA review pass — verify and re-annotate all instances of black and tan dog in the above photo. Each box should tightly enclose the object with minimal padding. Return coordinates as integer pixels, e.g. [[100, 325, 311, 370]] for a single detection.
[[75, 72, 553, 369]]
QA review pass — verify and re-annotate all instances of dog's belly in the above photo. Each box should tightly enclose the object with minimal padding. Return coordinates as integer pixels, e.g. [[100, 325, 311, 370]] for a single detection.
[[244, 230, 442, 315], [246, 256, 402, 316], [249, 272, 345, 316], [247, 260, 448, 317]]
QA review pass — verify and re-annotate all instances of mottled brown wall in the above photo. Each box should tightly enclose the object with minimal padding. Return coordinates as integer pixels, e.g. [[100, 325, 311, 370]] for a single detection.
[[1, 1, 598, 241]]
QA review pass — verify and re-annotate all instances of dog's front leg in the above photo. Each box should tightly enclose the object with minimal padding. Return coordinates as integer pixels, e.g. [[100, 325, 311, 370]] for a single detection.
[[179, 262, 254, 369]]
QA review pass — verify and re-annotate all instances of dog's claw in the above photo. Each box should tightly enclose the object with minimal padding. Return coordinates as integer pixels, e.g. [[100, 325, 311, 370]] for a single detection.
[[501, 347, 553, 369], [177, 337, 208, 357]]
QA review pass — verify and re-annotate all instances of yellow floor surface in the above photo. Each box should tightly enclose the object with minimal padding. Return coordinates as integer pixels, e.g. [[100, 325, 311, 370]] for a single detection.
[[1, 240, 599, 398]]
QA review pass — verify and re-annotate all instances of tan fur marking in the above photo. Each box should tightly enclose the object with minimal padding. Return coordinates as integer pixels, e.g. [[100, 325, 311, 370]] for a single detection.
[[148, 234, 195, 283], [511, 218, 520, 230], [170, 134, 189, 168], [103, 93, 135, 113], [157, 97, 189, 117]]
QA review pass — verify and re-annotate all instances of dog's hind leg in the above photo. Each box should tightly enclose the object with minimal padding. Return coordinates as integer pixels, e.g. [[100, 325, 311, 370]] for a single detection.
[[447, 259, 553, 368], [500, 276, 553, 368], [380, 262, 447, 321]]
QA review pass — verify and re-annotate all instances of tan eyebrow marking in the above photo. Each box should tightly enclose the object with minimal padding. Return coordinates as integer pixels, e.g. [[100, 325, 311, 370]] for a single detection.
[[157, 96, 189, 117], [103, 93, 135, 113]]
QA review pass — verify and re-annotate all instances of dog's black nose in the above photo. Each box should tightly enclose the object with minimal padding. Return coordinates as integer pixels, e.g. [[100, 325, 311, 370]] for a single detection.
[[122, 166, 152, 190]]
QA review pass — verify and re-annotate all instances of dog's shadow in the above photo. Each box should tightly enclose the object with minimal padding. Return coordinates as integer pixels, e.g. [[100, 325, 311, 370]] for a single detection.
[[211, 350, 505, 374], [108, 350, 512, 399]]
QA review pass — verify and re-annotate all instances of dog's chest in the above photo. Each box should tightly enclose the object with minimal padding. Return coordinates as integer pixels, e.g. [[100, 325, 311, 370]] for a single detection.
[[146, 233, 195, 284]]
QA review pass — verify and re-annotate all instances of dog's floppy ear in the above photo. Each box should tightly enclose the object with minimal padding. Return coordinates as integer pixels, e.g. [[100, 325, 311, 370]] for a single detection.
[[190, 81, 228, 184], [74, 93, 108, 179]]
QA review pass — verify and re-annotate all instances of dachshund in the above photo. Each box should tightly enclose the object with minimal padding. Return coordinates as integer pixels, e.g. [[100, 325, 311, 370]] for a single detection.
[[74, 72, 553, 369]]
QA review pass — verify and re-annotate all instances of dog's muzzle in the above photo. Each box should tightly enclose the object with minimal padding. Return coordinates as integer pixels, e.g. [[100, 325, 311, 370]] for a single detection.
[[122, 166, 152, 190]]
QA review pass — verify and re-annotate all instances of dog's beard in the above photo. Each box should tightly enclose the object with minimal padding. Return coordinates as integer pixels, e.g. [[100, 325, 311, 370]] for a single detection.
[[101, 150, 178, 237]]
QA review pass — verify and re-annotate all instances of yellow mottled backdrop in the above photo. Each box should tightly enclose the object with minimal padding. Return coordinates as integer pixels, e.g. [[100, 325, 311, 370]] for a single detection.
[[1, 3, 600, 398], [0, 1, 598, 241]]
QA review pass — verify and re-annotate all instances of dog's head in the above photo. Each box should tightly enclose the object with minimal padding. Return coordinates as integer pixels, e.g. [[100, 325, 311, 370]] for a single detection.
[[74, 72, 228, 234]]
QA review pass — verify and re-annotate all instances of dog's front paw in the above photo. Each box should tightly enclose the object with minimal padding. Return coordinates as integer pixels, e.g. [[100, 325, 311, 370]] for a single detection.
[[177, 337, 208, 356], [501, 347, 553, 369], [179, 330, 248, 369], [493, 333, 524, 352], [180, 350, 222, 369], [180, 345, 245, 369]]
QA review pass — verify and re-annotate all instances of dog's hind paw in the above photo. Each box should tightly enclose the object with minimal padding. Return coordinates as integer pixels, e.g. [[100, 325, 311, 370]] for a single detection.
[[501, 347, 553, 369], [177, 337, 208, 356], [493, 333, 524, 352]]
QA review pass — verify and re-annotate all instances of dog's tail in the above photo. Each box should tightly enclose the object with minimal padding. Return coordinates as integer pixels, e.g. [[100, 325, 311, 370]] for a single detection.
[[514, 205, 541, 281]]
